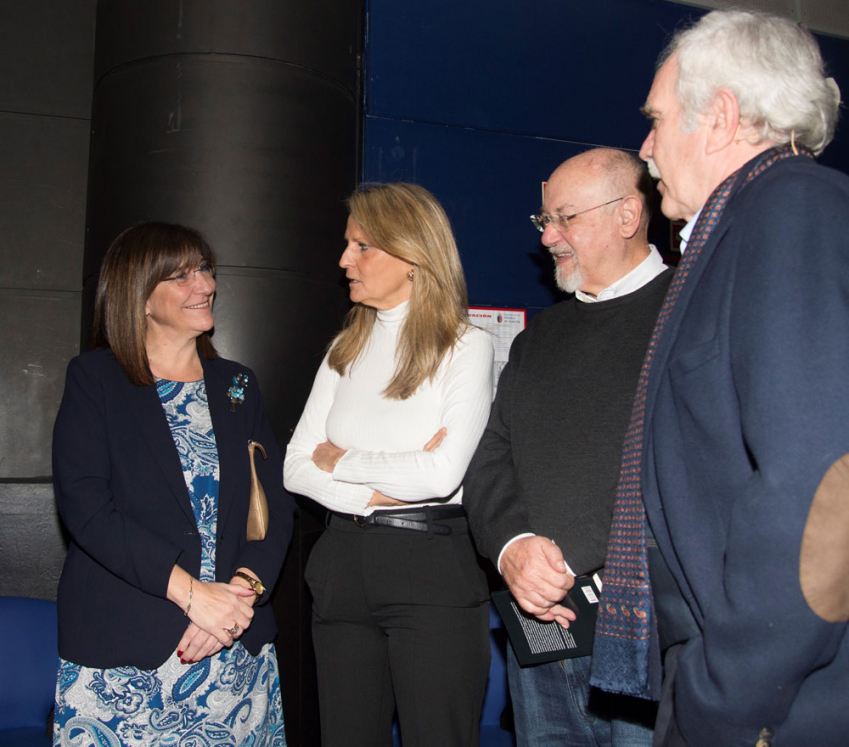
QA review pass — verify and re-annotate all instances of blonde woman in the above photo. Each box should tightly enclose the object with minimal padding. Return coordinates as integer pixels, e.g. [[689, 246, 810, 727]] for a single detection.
[[284, 183, 493, 747]]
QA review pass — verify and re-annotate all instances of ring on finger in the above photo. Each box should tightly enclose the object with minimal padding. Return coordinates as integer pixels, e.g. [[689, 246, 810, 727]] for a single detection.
[[228, 622, 240, 636]]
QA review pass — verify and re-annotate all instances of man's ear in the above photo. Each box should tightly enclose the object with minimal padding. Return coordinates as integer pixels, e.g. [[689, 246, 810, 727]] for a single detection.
[[618, 195, 642, 239], [705, 88, 740, 154]]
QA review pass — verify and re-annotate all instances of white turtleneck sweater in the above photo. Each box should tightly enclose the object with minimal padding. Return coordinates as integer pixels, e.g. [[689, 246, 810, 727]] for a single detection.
[[284, 301, 494, 516]]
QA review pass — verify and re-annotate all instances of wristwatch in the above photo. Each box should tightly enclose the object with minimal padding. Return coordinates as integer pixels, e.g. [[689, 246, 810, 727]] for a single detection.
[[234, 571, 265, 598]]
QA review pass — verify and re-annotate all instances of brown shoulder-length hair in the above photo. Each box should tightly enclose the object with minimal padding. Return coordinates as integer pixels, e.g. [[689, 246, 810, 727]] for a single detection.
[[328, 182, 470, 400], [91, 222, 217, 386]]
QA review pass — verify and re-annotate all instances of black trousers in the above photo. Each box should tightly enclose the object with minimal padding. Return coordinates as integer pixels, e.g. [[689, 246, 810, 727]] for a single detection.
[[305, 511, 491, 747]]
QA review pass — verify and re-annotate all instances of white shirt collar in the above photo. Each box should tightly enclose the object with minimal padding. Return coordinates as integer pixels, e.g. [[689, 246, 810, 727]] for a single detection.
[[678, 208, 703, 254], [576, 244, 669, 303]]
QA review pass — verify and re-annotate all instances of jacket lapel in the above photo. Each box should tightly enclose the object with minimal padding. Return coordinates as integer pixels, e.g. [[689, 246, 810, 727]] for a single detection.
[[202, 357, 243, 540], [125, 378, 196, 527], [640, 211, 737, 564], [643, 212, 737, 435]]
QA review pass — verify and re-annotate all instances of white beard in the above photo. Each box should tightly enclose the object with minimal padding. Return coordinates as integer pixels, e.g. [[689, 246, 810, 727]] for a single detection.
[[554, 258, 585, 294]]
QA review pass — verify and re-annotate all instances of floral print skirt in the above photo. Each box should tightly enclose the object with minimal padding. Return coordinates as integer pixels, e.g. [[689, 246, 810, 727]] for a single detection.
[[53, 643, 286, 747]]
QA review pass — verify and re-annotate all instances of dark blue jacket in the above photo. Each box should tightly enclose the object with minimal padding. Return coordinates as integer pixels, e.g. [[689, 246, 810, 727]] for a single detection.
[[53, 348, 296, 669], [643, 155, 849, 746]]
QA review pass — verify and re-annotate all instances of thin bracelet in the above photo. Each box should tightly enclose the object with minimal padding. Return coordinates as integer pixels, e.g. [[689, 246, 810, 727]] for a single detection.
[[184, 576, 193, 617]]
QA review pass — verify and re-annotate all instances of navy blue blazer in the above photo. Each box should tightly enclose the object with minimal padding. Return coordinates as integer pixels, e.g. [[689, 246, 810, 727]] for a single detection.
[[642, 155, 849, 746], [53, 348, 296, 669]]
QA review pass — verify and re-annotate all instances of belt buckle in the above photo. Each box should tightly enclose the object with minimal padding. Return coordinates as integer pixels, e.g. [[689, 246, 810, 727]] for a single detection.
[[353, 515, 367, 528]]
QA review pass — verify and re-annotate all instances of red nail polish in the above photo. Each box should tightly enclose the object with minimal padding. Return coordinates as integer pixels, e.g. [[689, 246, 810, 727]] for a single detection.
[[180, 658, 187, 664], [177, 650, 183, 657]]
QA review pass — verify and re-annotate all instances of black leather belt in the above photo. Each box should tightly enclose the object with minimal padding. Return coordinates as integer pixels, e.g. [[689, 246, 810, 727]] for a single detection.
[[331, 506, 467, 536]]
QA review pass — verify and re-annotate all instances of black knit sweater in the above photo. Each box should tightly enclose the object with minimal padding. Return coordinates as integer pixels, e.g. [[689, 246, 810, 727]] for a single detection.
[[465, 268, 673, 576]]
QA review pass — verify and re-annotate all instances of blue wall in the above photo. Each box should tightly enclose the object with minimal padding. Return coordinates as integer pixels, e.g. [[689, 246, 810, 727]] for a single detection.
[[362, 0, 849, 316]]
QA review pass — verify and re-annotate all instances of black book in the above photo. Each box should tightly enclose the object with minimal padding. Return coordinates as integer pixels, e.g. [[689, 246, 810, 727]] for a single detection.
[[491, 573, 602, 667]]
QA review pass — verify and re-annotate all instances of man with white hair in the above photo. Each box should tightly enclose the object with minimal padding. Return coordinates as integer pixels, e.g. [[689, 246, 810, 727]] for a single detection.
[[591, 10, 849, 747], [465, 148, 672, 746]]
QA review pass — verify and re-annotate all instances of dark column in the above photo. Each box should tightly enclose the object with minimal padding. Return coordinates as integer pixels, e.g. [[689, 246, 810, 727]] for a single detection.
[[0, 0, 95, 601], [84, 3, 362, 744]]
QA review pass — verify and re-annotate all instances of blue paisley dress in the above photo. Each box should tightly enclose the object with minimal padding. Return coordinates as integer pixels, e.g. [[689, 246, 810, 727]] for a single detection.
[[53, 379, 286, 747]]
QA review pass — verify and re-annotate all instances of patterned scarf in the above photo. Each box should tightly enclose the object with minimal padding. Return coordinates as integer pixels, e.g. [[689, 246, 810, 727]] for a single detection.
[[589, 144, 814, 699]]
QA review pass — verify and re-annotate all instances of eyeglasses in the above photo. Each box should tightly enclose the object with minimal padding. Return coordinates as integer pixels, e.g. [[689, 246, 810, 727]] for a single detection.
[[530, 197, 626, 233], [163, 263, 214, 286]]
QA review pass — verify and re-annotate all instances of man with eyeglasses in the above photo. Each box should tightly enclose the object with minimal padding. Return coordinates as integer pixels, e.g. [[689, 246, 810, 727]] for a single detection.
[[464, 147, 672, 746], [589, 10, 849, 747]]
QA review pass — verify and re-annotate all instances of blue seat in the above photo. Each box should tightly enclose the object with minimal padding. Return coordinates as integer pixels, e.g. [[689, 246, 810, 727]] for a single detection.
[[0, 597, 58, 747], [393, 605, 516, 746]]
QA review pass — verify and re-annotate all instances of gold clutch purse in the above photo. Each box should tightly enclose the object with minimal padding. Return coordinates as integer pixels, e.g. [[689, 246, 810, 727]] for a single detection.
[[247, 439, 269, 541]]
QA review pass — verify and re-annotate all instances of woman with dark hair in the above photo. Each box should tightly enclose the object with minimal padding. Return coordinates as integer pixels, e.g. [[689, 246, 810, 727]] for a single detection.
[[284, 183, 494, 747], [52, 222, 296, 746]]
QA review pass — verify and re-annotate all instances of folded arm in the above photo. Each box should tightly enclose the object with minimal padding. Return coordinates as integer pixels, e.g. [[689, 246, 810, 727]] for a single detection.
[[285, 330, 493, 511], [331, 330, 493, 500], [284, 355, 376, 514]]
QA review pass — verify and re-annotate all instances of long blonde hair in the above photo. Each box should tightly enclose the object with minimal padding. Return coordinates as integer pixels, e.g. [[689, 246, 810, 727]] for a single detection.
[[328, 182, 470, 400]]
